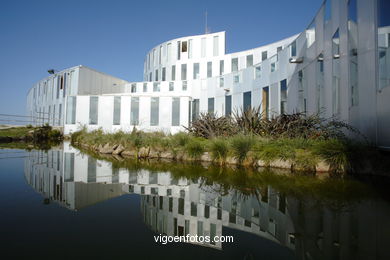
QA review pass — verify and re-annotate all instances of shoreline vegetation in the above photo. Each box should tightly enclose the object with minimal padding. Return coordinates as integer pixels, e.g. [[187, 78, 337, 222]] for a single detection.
[[0, 124, 62, 150], [71, 108, 389, 176]]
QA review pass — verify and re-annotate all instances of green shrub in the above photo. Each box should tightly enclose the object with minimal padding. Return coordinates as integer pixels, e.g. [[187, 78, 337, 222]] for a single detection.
[[313, 139, 349, 173], [230, 135, 253, 164], [185, 137, 206, 160], [209, 138, 229, 164], [171, 132, 191, 147]]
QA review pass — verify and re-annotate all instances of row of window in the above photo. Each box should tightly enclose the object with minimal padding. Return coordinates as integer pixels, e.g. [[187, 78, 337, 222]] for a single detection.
[[66, 96, 181, 127]]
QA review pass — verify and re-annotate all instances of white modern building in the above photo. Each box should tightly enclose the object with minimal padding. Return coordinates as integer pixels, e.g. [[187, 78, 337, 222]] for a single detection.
[[26, 0, 390, 148]]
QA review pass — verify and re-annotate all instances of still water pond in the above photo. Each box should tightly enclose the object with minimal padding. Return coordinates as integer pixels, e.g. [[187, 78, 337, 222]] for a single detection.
[[0, 142, 389, 259]]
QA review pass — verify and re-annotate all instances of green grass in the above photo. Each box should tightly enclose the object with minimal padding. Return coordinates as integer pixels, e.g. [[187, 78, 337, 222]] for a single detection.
[[0, 127, 31, 137], [70, 126, 375, 174]]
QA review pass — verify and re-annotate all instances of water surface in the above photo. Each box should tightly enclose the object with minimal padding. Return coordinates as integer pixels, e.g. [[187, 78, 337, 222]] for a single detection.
[[0, 143, 389, 259]]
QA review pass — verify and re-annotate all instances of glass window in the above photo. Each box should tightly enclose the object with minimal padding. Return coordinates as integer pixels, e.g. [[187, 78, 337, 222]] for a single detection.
[[159, 45, 162, 64], [243, 91, 251, 111], [378, 0, 390, 89], [255, 66, 261, 79], [233, 73, 240, 84], [172, 97, 180, 126], [291, 41, 297, 57], [171, 65, 176, 81], [277, 46, 283, 52], [332, 29, 340, 115], [177, 41, 181, 60], [89, 96, 98, 125], [213, 36, 219, 56], [280, 79, 287, 114], [130, 97, 139, 125], [220, 60, 224, 75], [150, 97, 159, 126], [201, 37, 206, 58], [58, 104, 62, 125], [271, 62, 276, 72], [306, 20, 316, 47], [131, 83, 137, 93], [162, 67, 166, 81], [191, 202, 197, 216], [113, 96, 121, 125], [155, 70, 158, 81], [87, 157, 97, 182], [317, 54, 325, 112], [210, 224, 216, 245], [208, 97, 214, 114], [153, 82, 160, 92], [207, 61, 212, 78], [169, 82, 174, 91], [197, 221, 203, 236], [262, 51, 267, 61], [182, 81, 187, 91], [225, 95, 231, 116], [188, 39, 192, 58], [193, 63, 200, 79], [143, 83, 147, 92], [262, 87, 269, 119], [231, 58, 238, 72], [181, 64, 187, 80], [192, 99, 199, 121], [181, 41, 187, 52], [246, 55, 253, 67], [298, 70, 306, 113], [167, 43, 171, 62], [219, 77, 224, 88]]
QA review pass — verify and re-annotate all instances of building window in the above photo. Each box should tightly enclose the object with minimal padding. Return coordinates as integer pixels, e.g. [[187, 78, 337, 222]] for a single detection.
[[181, 64, 187, 80], [378, 0, 390, 89], [271, 62, 276, 72], [192, 99, 200, 121], [225, 95, 232, 116], [208, 97, 214, 114], [255, 66, 261, 79], [201, 37, 206, 58], [188, 39, 192, 58], [246, 55, 253, 67], [233, 73, 240, 84], [155, 70, 159, 81], [169, 82, 174, 91], [280, 79, 287, 114], [298, 70, 306, 113], [243, 91, 251, 111], [213, 36, 219, 56], [182, 81, 187, 91], [193, 63, 200, 79], [172, 97, 180, 126], [159, 45, 162, 65], [348, 0, 359, 105], [181, 41, 187, 52], [89, 96, 98, 125], [220, 60, 224, 75], [219, 77, 224, 88], [291, 41, 297, 57], [232, 58, 238, 72], [277, 46, 283, 52], [262, 51, 268, 61], [143, 83, 148, 92], [131, 83, 137, 93], [66, 96, 76, 124], [306, 20, 316, 47], [130, 97, 139, 125], [207, 61, 212, 78], [167, 43, 171, 62], [150, 97, 159, 126], [162, 67, 166, 81], [262, 87, 269, 119], [171, 65, 176, 81], [113, 96, 121, 125], [153, 82, 160, 92], [332, 29, 340, 115], [177, 41, 181, 60], [191, 202, 197, 217], [317, 54, 325, 112]]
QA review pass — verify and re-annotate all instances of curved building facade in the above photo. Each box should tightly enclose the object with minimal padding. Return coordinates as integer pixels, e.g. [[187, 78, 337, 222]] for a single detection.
[[26, 0, 390, 148]]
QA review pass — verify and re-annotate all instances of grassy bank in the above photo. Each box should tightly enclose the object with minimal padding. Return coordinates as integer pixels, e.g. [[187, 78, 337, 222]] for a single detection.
[[71, 109, 388, 175], [0, 124, 62, 144]]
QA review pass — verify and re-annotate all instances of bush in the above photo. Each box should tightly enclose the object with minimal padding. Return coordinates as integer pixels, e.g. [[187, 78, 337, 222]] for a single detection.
[[313, 139, 349, 173], [209, 138, 229, 164], [185, 113, 237, 138], [230, 135, 253, 164], [185, 137, 206, 160], [171, 132, 191, 147]]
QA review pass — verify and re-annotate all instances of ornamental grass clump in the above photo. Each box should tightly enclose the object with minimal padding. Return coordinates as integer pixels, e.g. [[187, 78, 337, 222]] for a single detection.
[[185, 137, 206, 160], [209, 138, 229, 165], [230, 135, 253, 164], [185, 113, 237, 138]]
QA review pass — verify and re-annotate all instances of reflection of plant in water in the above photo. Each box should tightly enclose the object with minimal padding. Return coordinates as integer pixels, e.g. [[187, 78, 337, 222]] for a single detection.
[[77, 146, 378, 209]]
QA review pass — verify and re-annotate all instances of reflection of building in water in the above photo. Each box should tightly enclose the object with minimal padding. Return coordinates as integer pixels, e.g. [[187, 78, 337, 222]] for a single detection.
[[24, 145, 390, 258]]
